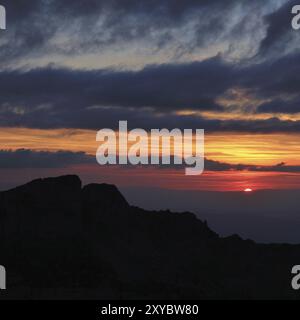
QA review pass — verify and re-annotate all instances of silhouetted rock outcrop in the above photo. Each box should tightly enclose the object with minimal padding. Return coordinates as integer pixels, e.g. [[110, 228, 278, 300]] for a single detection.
[[0, 175, 299, 300]]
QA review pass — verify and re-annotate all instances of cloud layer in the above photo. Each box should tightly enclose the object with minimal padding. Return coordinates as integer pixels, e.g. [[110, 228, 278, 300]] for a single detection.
[[1, 149, 300, 174], [0, 149, 93, 168], [0, 0, 295, 69], [1, 51, 300, 132], [0, 1, 299, 133]]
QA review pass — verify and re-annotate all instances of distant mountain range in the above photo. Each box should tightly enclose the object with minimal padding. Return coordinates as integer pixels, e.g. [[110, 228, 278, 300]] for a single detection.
[[0, 175, 299, 299], [122, 187, 300, 243]]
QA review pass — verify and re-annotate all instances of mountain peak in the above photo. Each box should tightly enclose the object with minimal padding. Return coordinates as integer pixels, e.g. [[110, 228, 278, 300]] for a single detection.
[[82, 183, 129, 211], [4, 175, 82, 194]]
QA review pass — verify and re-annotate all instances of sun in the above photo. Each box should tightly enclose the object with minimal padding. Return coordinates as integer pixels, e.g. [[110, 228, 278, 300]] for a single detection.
[[244, 188, 253, 192]]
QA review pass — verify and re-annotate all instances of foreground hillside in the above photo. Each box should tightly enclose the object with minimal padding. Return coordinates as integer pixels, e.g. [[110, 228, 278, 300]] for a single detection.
[[0, 175, 299, 299]]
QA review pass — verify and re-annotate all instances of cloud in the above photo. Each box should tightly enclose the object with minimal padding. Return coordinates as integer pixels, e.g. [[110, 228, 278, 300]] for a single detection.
[[1, 149, 300, 174], [157, 157, 300, 173], [1, 52, 300, 131], [257, 98, 300, 114], [205, 158, 300, 173], [246, 53, 300, 114], [258, 0, 300, 57], [0, 57, 234, 114], [0, 149, 93, 168], [0, 0, 280, 68], [0, 1, 299, 131]]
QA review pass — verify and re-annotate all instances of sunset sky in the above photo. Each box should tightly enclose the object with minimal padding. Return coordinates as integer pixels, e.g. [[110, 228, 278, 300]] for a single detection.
[[0, 0, 300, 192]]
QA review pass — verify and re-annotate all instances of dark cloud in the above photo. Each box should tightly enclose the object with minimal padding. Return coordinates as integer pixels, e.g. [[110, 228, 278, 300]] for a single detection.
[[257, 98, 300, 114], [2, 149, 300, 174], [0, 1, 56, 63], [157, 157, 300, 173], [205, 158, 300, 173], [244, 52, 300, 96], [0, 149, 93, 168], [258, 0, 299, 56], [0, 1, 299, 131], [0, 57, 233, 113], [247, 53, 300, 114], [1, 52, 300, 131]]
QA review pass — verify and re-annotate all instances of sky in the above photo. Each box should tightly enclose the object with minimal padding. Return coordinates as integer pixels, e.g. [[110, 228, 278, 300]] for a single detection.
[[0, 0, 300, 192]]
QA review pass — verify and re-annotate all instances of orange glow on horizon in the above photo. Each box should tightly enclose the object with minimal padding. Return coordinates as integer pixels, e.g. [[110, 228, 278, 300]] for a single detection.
[[0, 127, 300, 166], [1, 127, 300, 191]]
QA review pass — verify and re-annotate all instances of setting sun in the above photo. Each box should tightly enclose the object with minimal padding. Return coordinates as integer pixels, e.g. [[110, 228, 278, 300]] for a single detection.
[[244, 188, 253, 192]]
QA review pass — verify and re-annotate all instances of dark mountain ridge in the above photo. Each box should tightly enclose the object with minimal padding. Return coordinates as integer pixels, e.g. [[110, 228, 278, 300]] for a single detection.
[[0, 175, 299, 299]]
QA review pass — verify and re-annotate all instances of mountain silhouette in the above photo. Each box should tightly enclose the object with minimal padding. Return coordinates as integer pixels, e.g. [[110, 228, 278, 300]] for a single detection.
[[0, 175, 299, 299]]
